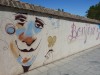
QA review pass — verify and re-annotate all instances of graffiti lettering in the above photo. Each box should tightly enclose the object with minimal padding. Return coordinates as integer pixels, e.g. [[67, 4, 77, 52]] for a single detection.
[[68, 23, 100, 43]]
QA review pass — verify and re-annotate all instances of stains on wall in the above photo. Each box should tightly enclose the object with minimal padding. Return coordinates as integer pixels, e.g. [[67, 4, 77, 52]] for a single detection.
[[0, 39, 9, 51], [48, 17, 60, 29], [98, 24, 100, 29]]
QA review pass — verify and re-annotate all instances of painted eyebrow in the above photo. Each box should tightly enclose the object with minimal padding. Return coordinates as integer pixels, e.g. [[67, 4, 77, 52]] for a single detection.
[[15, 14, 26, 20]]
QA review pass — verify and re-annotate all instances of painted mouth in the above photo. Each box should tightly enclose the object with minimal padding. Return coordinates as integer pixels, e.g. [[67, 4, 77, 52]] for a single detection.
[[15, 40, 41, 52]]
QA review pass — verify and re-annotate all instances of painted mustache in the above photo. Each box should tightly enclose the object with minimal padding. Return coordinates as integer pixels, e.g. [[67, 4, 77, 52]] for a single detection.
[[15, 40, 41, 52], [19, 48, 35, 52]]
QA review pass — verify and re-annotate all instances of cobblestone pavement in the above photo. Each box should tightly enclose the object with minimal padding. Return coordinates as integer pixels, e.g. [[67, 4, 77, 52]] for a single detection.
[[21, 45, 100, 75]]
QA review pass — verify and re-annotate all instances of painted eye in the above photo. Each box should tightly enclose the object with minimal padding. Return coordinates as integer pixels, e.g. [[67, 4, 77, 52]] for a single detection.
[[5, 24, 15, 35], [35, 22, 43, 29], [15, 14, 27, 26], [35, 17, 44, 29]]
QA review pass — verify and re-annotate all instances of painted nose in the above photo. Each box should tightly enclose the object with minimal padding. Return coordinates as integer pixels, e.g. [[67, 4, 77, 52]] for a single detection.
[[19, 32, 36, 46]]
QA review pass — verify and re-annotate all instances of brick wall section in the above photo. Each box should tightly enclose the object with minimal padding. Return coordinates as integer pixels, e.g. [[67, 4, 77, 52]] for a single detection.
[[0, 0, 100, 24]]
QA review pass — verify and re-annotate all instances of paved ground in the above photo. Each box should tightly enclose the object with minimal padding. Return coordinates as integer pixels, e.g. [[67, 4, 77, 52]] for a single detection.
[[21, 45, 100, 75]]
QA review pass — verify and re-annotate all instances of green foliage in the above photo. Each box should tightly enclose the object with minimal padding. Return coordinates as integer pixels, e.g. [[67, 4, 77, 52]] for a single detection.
[[58, 8, 64, 12], [86, 2, 100, 20]]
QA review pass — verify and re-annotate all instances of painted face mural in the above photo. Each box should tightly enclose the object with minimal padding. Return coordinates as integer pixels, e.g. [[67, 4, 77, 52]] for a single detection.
[[5, 13, 45, 72]]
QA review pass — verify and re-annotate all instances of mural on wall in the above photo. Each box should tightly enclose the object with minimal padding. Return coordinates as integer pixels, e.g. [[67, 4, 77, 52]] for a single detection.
[[5, 12, 45, 72], [68, 23, 100, 44], [43, 36, 56, 64]]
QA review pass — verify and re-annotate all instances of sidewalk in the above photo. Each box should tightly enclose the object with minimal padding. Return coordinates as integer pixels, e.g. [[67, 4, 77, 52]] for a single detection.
[[21, 45, 100, 75]]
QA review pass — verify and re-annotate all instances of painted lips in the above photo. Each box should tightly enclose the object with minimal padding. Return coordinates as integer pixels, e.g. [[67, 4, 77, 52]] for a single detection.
[[15, 40, 41, 52]]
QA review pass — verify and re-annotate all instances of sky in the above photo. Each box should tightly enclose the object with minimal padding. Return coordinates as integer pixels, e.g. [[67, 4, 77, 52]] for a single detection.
[[21, 0, 100, 16]]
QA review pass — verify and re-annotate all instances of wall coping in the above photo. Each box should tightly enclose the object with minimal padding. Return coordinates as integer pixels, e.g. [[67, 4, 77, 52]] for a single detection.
[[0, 0, 100, 24]]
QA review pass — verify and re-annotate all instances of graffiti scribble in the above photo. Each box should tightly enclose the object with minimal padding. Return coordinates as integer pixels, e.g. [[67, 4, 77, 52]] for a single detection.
[[44, 36, 56, 65], [45, 49, 54, 59]]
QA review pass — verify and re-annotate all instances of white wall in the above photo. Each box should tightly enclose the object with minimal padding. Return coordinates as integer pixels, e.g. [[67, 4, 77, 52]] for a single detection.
[[0, 10, 100, 75]]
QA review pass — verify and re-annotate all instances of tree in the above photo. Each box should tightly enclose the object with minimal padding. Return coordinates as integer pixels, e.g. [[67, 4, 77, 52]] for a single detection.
[[86, 2, 100, 20], [58, 8, 64, 12]]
